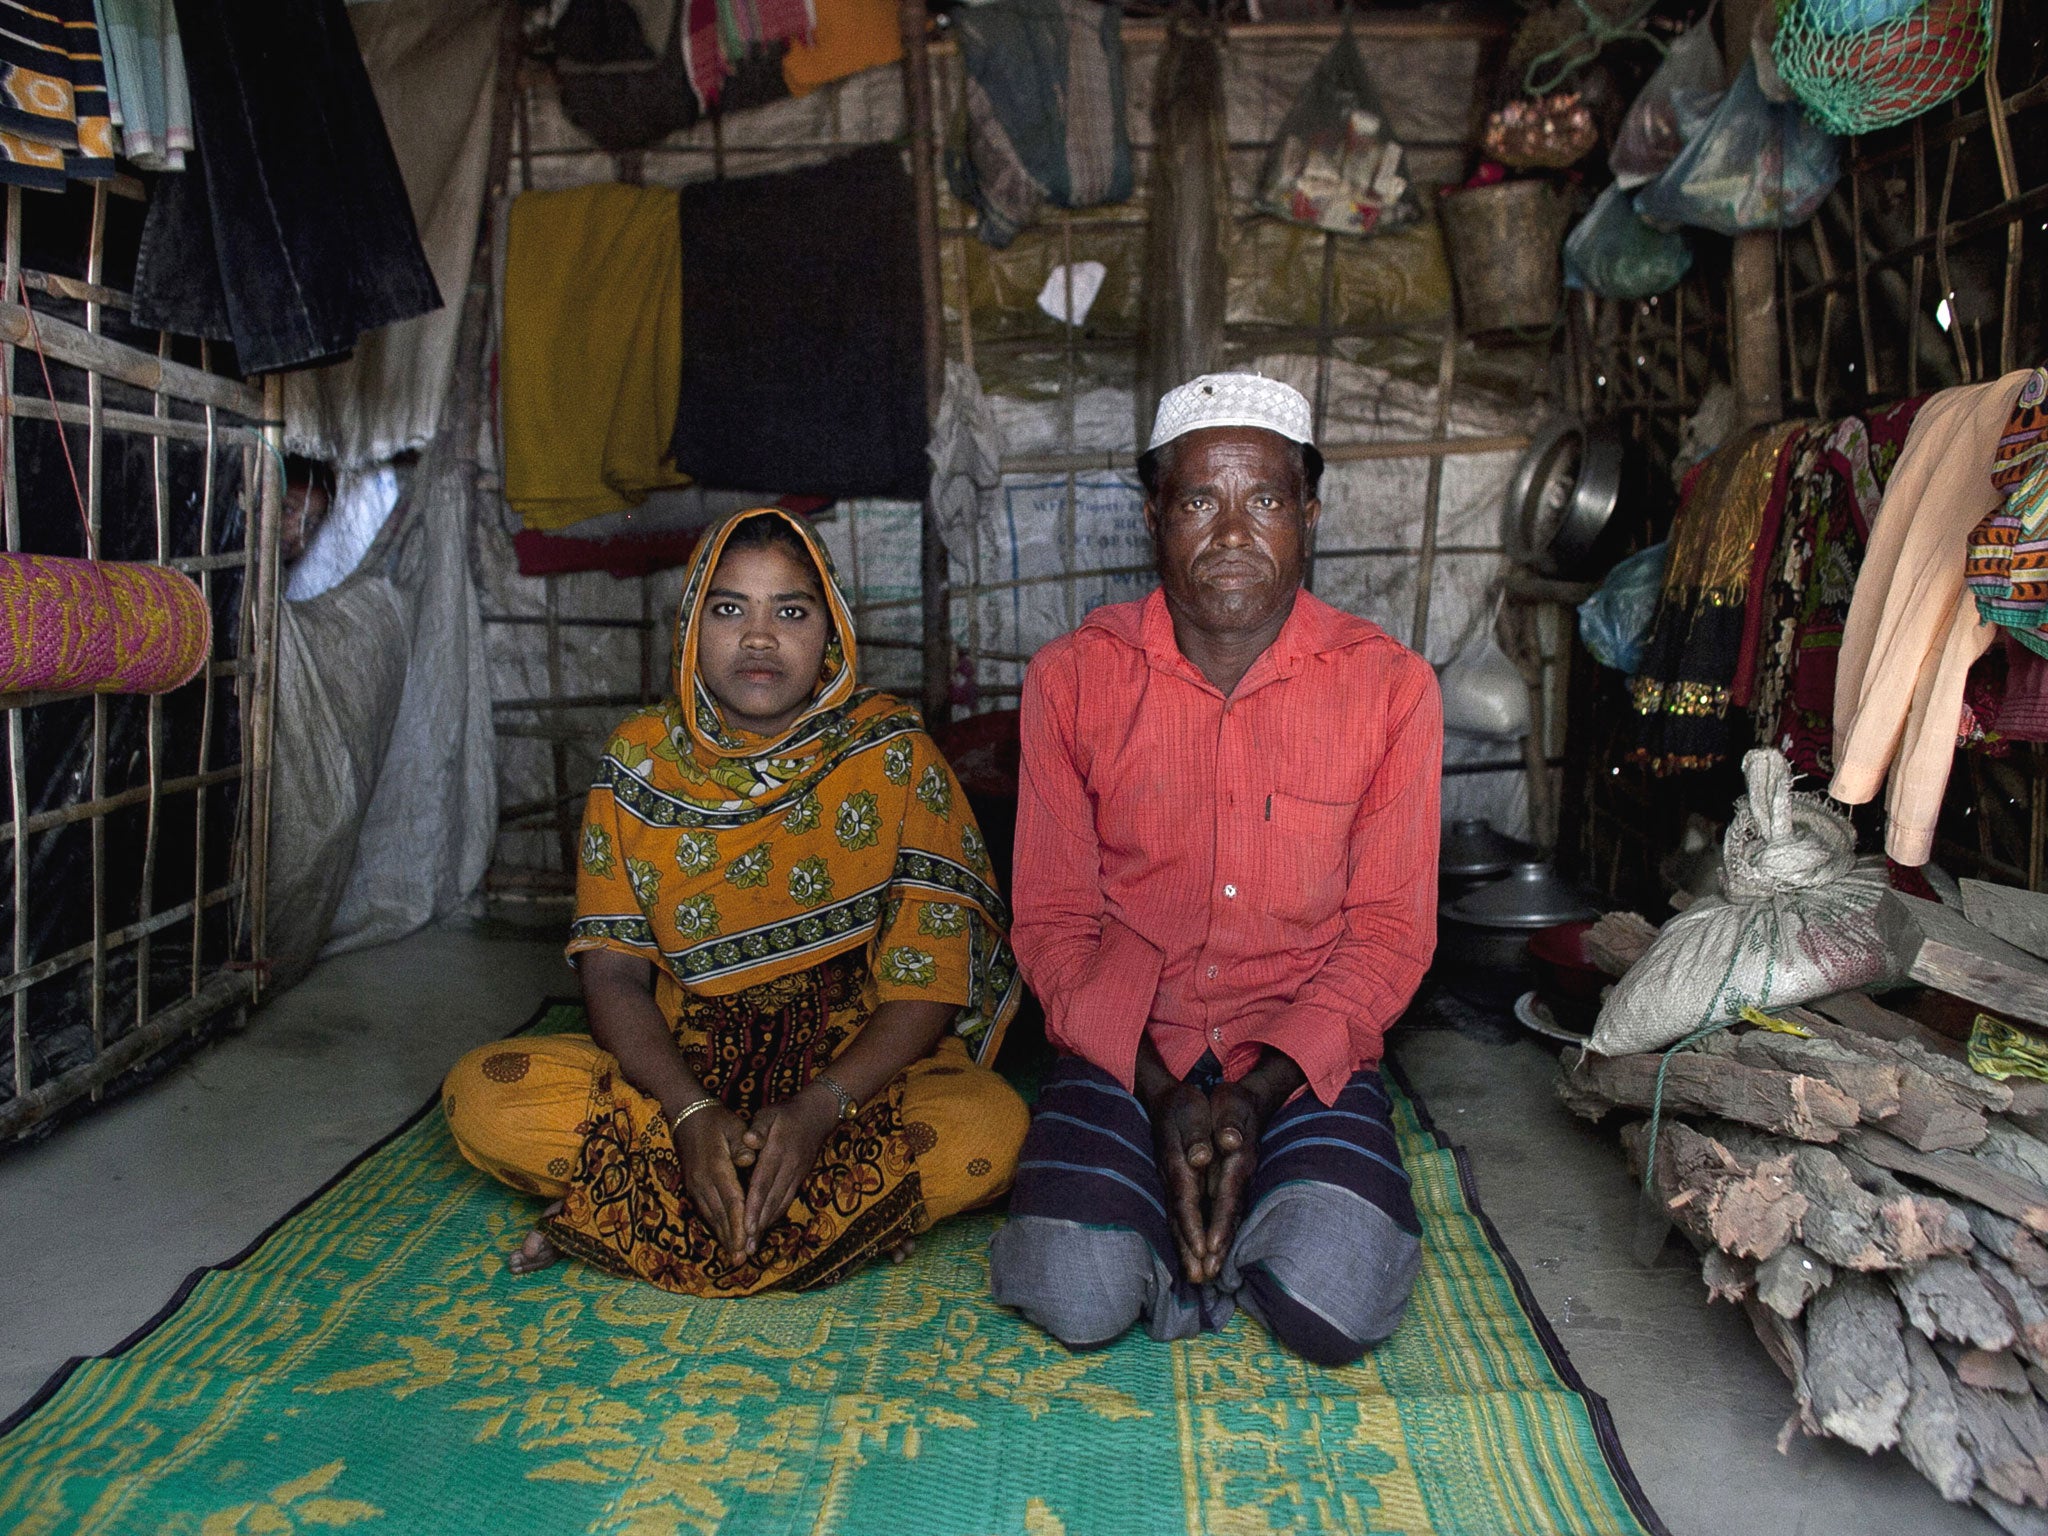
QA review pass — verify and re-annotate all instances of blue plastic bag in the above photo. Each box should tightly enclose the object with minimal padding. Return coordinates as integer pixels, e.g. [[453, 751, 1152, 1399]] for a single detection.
[[1633, 62, 1840, 234], [1579, 543, 1669, 673], [1564, 185, 1693, 299]]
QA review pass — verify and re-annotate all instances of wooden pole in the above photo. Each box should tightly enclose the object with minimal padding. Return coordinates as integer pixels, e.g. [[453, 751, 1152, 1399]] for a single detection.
[[247, 372, 284, 977], [900, 0, 951, 726], [1723, 0, 1783, 427]]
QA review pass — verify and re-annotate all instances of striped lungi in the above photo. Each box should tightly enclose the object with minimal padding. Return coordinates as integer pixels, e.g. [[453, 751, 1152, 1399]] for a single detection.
[[988, 1054, 1422, 1365]]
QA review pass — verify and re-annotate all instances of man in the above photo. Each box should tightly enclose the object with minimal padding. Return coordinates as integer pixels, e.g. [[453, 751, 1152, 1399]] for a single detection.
[[988, 373, 1441, 1366]]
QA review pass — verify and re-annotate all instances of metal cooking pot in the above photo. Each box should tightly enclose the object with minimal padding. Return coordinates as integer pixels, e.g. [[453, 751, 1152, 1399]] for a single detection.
[[1504, 418, 1625, 580], [1434, 861, 1600, 1010], [1439, 817, 1530, 902]]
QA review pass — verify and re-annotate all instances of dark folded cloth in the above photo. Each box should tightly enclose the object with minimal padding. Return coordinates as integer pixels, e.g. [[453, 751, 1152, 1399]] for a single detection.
[[132, 0, 439, 374], [670, 143, 926, 499]]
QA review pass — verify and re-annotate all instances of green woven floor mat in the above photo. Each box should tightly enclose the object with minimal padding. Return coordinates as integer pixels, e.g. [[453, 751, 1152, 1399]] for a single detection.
[[0, 1003, 1665, 1536]]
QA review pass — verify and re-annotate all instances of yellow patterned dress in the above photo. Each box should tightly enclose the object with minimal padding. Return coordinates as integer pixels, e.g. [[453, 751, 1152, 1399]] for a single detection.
[[444, 508, 1024, 1295]]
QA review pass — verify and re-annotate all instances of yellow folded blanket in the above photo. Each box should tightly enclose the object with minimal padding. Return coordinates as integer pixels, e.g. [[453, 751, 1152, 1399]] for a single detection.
[[503, 183, 688, 530]]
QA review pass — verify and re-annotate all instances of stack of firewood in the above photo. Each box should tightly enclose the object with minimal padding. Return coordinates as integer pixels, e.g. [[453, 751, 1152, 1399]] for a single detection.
[[1559, 983, 2048, 1534]]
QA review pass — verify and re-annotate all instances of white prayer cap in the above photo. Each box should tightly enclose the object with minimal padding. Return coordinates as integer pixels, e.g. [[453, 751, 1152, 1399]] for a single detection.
[[1146, 372, 1315, 454]]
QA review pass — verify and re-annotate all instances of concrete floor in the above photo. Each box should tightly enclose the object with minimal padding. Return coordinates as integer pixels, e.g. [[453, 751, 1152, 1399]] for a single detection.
[[0, 921, 1996, 1535]]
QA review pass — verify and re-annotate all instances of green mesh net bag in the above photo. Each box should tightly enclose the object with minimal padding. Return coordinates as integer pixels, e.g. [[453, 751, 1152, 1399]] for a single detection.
[[1773, 0, 1993, 134]]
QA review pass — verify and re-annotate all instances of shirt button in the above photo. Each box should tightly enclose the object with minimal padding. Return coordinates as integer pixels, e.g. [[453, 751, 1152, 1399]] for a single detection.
[[1206, 965, 1218, 978], [1223, 883, 1237, 898], [1211, 1026, 1224, 1042]]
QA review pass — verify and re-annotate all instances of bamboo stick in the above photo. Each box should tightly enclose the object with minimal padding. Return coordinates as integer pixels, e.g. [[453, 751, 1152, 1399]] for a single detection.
[[0, 299, 261, 417], [0, 970, 254, 1140]]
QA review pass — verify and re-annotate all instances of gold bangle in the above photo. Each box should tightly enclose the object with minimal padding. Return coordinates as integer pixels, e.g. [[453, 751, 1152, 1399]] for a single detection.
[[668, 1097, 718, 1135]]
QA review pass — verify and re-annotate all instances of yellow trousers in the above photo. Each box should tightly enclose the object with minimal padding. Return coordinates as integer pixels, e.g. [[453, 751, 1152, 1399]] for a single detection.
[[443, 1033, 1026, 1229]]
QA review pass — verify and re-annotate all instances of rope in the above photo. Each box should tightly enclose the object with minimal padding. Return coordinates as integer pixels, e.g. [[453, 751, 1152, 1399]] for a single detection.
[[1640, 1018, 1738, 1194], [1522, 0, 1665, 97]]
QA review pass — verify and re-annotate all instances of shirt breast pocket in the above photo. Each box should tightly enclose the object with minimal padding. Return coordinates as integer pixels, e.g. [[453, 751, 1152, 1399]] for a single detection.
[[1265, 791, 1355, 924]]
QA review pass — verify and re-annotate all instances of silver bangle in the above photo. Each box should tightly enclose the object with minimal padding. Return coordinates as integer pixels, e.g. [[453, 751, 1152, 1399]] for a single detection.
[[668, 1096, 718, 1134], [815, 1071, 858, 1121]]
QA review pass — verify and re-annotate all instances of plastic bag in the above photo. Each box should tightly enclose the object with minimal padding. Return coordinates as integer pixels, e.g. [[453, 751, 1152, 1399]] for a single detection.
[[1578, 542, 1669, 673], [1440, 617, 1533, 739], [1633, 62, 1841, 235], [1610, 23, 1726, 190], [1563, 186, 1693, 299], [1255, 27, 1421, 237], [1588, 749, 1893, 1055]]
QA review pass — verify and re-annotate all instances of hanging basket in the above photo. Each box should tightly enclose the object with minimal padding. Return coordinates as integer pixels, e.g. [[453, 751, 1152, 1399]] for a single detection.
[[1772, 0, 1993, 136]]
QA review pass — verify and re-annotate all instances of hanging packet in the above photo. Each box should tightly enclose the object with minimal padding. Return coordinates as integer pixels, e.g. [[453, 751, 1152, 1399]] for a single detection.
[[1563, 185, 1694, 299], [1610, 22, 1726, 190], [1578, 542, 1670, 674], [1633, 61, 1840, 235], [1255, 27, 1420, 237], [1439, 611, 1533, 739]]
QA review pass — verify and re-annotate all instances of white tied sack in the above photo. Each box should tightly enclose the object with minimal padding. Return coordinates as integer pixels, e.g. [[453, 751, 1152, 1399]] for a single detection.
[[1588, 748, 1894, 1056]]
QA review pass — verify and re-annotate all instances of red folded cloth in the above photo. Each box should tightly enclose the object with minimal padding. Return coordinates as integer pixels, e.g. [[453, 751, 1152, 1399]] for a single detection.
[[511, 496, 832, 578]]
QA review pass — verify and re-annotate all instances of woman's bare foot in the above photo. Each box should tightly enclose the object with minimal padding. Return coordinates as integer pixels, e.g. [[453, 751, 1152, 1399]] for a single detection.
[[508, 1201, 565, 1274], [889, 1238, 916, 1264]]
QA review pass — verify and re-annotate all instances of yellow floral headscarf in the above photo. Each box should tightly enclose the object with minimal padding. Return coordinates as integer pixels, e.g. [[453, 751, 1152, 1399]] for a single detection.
[[566, 507, 1018, 1063]]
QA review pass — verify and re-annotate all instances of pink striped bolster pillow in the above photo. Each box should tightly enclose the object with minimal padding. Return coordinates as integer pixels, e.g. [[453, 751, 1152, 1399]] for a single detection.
[[0, 554, 212, 696]]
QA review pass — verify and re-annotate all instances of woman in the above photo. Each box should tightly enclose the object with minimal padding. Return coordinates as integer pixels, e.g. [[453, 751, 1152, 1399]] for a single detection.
[[443, 508, 1027, 1294]]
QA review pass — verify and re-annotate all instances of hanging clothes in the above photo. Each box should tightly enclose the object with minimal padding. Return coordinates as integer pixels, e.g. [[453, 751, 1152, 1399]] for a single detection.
[[946, 0, 1133, 248], [1966, 368, 2048, 658], [129, 0, 439, 375], [670, 144, 926, 500], [1964, 502, 2048, 656], [1750, 397, 1923, 777], [685, 0, 811, 109], [502, 182, 688, 531], [1995, 632, 2048, 743], [1832, 370, 2032, 866], [1627, 422, 1806, 774], [92, 0, 191, 171], [283, 0, 501, 471], [554, 0, 699, 153], [0, 0, 115, 190], [782, 0, 899, 95]]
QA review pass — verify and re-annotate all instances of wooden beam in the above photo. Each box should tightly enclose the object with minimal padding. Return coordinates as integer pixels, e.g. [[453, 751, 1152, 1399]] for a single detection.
[[1961, 880, 2048, 964], [900, 0, 949, 727], [0, 299, 261, 417], [1720, 0, 1782, 427], [1882, 892, 2048, 1030]]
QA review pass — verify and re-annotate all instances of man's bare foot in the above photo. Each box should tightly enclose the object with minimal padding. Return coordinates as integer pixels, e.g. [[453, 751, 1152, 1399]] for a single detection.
[[508, 1201, 564, 1274], [889, 1238, 916, 1264]]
